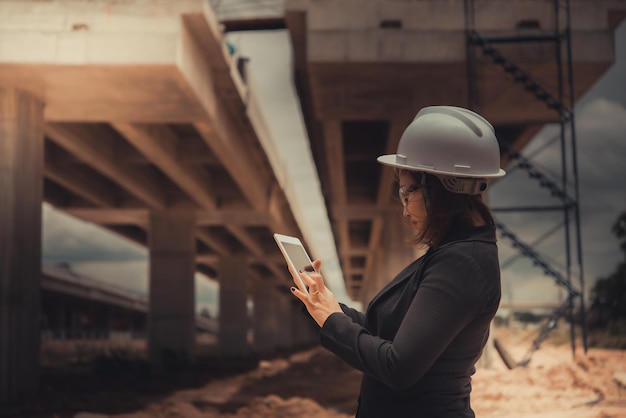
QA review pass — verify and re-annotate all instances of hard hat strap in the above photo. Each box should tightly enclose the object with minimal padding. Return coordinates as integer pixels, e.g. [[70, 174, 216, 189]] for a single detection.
[[439, 176, 488, 195]]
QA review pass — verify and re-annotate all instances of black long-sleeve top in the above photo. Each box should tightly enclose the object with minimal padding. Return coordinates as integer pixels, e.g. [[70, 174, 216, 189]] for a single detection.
[[320, 225, 501, 417]]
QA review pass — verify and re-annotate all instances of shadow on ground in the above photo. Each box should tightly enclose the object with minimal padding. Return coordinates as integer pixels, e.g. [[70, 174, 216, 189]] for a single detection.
[[1, 346, 361, 418]]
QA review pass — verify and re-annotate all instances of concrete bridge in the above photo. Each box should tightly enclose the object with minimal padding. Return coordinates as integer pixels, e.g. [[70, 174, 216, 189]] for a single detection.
[[0, 0, 317, 404], [1, 0, 625, 407], [41, 264, 218, 338]]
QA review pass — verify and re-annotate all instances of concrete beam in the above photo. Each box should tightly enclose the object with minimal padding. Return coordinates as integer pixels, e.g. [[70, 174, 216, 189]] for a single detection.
[[45, 123, 167, 208], [44, 157, 119, 207], [289, 0, 623, 62], [112, 123, 218, 209], [0, 1, 214, 122], [0, 0, 205, 64], [61, 207, 271, 229], [226, 225, 288, 281], [63, 208, 149, 226], [195, 209, 272, 226], [176, 10, 280, 216]]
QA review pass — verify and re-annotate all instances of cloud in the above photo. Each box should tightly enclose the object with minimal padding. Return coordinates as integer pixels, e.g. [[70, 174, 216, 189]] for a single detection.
[[500, 265, 565, 305], [491, 98, 626, 300], [576, 99, 626, 189], [42, 203, 146, 262]]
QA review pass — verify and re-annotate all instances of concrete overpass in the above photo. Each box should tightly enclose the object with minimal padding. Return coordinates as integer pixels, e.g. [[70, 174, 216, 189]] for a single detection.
[[284, 0, 626, 304], [0, 0, 318, 404], [41, 264, 218, 338]]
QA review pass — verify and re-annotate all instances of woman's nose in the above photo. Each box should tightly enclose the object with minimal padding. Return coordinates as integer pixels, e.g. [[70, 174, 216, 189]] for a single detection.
[[402, 205, 410, 218]]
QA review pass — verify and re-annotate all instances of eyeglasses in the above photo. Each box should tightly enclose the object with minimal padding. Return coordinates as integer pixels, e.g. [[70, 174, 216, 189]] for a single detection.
[[398, 184, 422, 207]]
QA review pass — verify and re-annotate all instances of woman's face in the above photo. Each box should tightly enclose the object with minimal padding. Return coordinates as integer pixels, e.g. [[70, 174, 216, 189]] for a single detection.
[[398, 172, 428, 231]]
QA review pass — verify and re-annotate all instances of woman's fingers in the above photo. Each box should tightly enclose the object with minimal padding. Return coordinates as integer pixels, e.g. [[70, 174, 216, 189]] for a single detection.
[[303, 259, 323, 273], [310, 272, 325, 289], [290, 268, 308, 293], [290, 286, 308, 303], [299, 259, 325, 289], [299, 271, 317, 289]]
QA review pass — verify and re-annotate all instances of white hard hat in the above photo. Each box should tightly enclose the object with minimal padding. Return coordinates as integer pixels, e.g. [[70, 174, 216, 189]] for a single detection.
[[377, 105, 505, 194]]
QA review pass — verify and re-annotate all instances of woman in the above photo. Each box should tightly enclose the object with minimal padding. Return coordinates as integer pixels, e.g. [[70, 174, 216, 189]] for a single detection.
[[290, 105, 506, 417]]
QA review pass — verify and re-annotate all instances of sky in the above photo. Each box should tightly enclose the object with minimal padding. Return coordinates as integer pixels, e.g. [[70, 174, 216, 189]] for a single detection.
[[42, 8, 626, 315]]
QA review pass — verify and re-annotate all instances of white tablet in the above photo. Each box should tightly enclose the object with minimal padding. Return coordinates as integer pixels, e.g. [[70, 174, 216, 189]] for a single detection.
[[273, 233, 315, 295]]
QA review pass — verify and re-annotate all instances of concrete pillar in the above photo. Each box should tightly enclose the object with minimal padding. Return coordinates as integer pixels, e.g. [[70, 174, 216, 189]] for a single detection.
[[290, 301, 304, 347], [218, 255, 250, 357], [252, 282, 279, 355], [364, 216, 416, 306], [148, 209, 196, 371], [0, 88, 44, 404], [274, 291, 294, 350], [291, 301, 319, 347]]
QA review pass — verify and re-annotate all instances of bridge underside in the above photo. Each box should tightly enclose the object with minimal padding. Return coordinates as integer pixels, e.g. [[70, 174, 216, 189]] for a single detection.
[[285, 0, 625, 304], [1, 0, 316, 404], [0, 14, 302, 282]]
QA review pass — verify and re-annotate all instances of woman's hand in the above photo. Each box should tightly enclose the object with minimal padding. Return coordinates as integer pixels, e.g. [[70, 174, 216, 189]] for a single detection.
[[290, 259, 343, 327]]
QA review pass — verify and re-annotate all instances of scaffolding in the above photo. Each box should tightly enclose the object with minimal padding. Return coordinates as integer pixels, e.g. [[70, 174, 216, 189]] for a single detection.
[[464, 0, 588, 367]]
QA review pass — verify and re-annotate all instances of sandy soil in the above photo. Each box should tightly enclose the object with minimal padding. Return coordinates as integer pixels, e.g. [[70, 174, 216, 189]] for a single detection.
[[9, 328, 626, 418], [471, 334, 626, 418]]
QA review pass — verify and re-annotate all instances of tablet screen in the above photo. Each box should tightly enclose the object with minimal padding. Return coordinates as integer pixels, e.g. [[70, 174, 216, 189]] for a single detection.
[[281, 241, 313, 273]]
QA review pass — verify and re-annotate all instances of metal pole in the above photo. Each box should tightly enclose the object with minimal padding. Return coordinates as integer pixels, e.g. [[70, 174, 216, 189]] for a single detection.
[[553, 0, 576, 357], [564, 0, 588, 353], [464, 0, 479, 111]]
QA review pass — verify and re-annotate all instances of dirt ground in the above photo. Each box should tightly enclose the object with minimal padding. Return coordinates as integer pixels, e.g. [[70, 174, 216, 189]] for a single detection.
[[471, 329, 626, 418], [7, 328, 626, 418]]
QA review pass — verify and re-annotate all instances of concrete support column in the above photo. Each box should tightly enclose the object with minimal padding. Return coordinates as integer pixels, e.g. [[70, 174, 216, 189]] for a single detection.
[[303, 313, 320, 345], [252, 282, 279, 355], [0, 88, 44, 404], [148, 209, 196, 371], [274, 291, 294, 350], [363, 216, 416, 306], [218, 255, 250, 357], [290, 301, 318, 347]]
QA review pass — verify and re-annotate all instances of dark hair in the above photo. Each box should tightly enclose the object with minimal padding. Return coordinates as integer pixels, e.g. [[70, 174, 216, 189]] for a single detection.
[[395, 169, 494, 248]]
